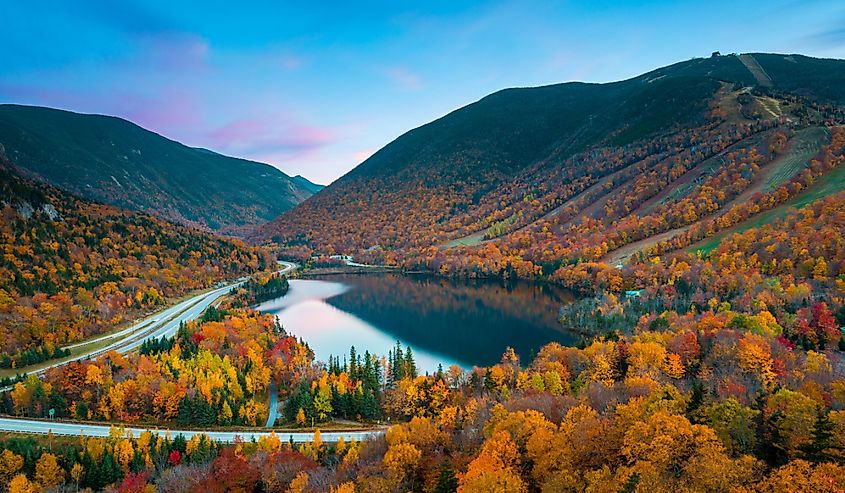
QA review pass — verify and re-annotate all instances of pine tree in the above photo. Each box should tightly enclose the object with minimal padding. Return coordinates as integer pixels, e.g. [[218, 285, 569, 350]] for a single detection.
[[349, 346, 358, 380], [394, 341, 405, 381], [176, 396, 194, 426], [800, 408, 842, 463], [363, 351, 374, 389], [433, 462, 458, 493], [387, 349, 394, 386], [405, 346, 417, 379], [763, 410, 790, 467]]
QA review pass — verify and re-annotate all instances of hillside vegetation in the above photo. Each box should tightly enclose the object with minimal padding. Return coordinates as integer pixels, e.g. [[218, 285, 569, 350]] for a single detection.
[[258, 53, 845, 281], [0, 157, 272, 368], [0, 105, 322, 234]]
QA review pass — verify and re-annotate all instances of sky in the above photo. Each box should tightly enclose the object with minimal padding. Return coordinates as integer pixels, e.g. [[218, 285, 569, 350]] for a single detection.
[[1, 1, 844, 185]]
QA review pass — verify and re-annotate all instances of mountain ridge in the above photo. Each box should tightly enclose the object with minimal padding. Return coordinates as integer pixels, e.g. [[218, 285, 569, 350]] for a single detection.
[[0, 104, 320, 234], [256, 53, 845, 276]]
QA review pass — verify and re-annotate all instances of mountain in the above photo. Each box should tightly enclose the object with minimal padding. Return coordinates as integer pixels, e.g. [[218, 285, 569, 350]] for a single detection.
[[291, 174, 325, 195], [0, 104, 319, 234], [0, 155, 270, 366], [255, 53, 845, 277]]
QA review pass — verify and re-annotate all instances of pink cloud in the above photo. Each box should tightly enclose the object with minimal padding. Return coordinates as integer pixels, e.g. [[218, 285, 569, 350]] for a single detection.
[[207, 115, 333, 159], [353, 148, 375, 163], [117, 90, 203, 132]]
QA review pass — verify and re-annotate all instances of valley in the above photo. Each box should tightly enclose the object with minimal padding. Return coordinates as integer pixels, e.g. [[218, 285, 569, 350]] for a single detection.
[[3, 48, 845, 492]]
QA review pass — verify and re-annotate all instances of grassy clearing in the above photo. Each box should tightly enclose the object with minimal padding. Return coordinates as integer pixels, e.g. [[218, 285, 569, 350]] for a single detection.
[[691, 157, 845, 256], [762, 127, 829, 192], [442, 230, 486, 249]]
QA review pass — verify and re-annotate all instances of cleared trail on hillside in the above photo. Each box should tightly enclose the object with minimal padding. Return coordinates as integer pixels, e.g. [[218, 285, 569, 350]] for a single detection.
[[442, 152, 659, 249], [738, 54, 774, 87], [690, 137, 845, 254], [631, 132, 770, 217], [603, 127, 829, 265]]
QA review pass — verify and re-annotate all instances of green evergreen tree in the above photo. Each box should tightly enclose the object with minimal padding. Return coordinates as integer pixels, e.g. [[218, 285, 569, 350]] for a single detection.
[[405, 346, 417, 379], [433, 462, 458, 493], [394, 342, 405, 381], [800, 408, 842, 463], [349, 346, 358, 380]]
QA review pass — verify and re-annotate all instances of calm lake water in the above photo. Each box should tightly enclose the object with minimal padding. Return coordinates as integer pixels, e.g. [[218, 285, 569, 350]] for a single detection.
[[255, 273, 578, 372]]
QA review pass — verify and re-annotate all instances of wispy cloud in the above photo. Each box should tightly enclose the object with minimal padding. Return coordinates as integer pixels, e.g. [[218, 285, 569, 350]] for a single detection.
[[207, 115, 333, 159], [385, 66, 425, 91], [808, 23, 845, 47], [137, 32, 210, 71], [117, 90, 204, 131], [279, 54, 304, 70]]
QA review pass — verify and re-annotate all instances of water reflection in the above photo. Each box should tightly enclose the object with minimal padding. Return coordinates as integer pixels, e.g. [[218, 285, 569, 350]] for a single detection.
[[256, 274, 578, 371]]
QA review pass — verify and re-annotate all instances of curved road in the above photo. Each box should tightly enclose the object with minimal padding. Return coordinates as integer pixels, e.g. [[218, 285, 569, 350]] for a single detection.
[[0, 261, 379, 443], [2, 261, 297, 384]]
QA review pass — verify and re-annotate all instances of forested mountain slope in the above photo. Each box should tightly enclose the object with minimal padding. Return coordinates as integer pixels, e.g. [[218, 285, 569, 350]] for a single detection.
[[257, 53, 845, 279], [0, 156, 272, 368], [0, 105, 320, 234]]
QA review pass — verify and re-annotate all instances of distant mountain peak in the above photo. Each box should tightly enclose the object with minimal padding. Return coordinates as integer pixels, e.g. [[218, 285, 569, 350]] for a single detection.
[[0, 104, 320, 235]]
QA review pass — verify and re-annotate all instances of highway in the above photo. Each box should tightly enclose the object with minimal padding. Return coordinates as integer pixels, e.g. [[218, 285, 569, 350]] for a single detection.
[[0, 417, 383, 444], [5, 261, 297, 381], [0, 261, 379, 443]]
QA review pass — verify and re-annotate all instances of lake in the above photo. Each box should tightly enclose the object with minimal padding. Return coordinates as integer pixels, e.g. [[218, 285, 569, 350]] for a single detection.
[[255, 273, 579, 372]]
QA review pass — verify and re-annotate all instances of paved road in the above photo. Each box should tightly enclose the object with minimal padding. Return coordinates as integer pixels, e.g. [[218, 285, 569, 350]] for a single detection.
[[265, 380, 279, 427], [0, 417, 383, 444], [0, 286, 236, 393], [5, 261, 298, 383], [0, 260, 387, 443]]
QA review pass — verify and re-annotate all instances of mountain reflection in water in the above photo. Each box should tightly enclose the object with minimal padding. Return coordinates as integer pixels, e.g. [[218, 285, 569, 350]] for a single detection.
[[256, 273, 578, 371]]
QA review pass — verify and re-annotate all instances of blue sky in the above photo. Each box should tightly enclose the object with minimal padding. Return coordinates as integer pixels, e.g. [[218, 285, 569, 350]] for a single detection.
[[1, 1, 843, 184]]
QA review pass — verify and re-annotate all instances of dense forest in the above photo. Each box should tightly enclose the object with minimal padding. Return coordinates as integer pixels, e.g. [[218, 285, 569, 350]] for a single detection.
[[0, 104, 322, 234], [5, 181, 845, 489], [0, 158, 273, 370], [231, 272, 291, 306], [5, 308, 302, 427]]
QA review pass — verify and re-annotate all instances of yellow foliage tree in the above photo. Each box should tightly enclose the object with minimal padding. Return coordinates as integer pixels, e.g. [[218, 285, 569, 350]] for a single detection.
[[458, 431, 526, 493], [286, 471, 309, 493], [34, 452, 64, 489], [7, 474, 38, 493], [0, 449, 24, 485]]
